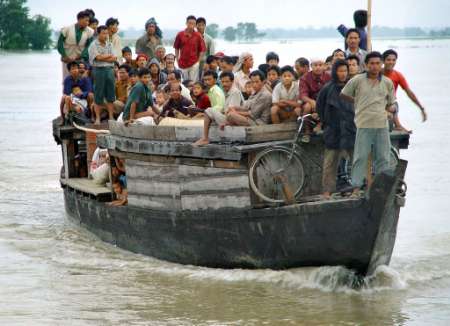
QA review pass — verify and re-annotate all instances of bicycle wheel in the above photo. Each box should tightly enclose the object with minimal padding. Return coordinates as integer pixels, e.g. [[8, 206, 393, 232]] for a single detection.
[[249, 147, 305, 203]]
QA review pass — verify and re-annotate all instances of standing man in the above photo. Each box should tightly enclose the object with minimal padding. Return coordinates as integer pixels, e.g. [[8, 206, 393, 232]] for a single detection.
[[341, 52, 397, 197], [106, 17, 122, 63], [88, 26, 117, 125], [173, 15, 206, 81], [57, 10, 94, 79], [196, 17, 215, 80], [337, 10, 368, 51], [317, 60, 356, 199], [344, 29, 367, 71], [135, 18, 163, 60], [382, 49, 427, 133]]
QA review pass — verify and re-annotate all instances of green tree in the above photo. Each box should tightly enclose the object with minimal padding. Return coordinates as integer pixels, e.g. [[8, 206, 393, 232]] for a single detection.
[[236, 22, 245, 41], [206, 23, 219, 39], [0, 0, 30, 49], [223, 26, 237, 42], [0, 0, 52, 50], [243, 23, 265, 41], [27, 15, 52, 49]]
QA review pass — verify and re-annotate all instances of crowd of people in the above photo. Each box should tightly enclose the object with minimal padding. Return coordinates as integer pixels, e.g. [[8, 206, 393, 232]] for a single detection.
[[58, 9, 428, 201]]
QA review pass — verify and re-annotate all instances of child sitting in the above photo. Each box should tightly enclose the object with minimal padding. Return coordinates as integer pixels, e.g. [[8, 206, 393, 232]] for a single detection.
[[153, 89, 167, 114], [60, 61, 93, 124], [265, 65, 281, 93], [242, 80, 253, 100], [189, 81, 211, 118], [108, 181, 128, 206]]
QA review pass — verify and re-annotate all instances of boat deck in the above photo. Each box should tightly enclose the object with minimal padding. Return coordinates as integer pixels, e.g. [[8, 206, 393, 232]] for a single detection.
[[61, 178, 112, 201]]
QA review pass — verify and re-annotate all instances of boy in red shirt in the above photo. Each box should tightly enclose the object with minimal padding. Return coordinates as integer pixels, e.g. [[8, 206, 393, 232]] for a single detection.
[[383, 49, 427, 133], [191, 82, 211, 110], [173, 15, 206, 82]]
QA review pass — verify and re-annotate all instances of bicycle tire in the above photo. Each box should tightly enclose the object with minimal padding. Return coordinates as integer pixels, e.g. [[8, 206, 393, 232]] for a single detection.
[[249, 146, 305, 203]]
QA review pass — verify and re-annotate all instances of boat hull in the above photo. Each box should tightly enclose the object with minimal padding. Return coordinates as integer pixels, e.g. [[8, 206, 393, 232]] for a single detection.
[[63, 167, 403, 275]]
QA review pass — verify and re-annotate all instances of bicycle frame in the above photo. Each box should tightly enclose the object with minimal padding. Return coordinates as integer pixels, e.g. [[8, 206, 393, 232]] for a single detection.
[[284, 114, 312, 168]]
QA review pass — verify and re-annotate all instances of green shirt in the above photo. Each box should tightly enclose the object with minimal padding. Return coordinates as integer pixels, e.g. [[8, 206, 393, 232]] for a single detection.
[[123, 82, 153, 120], [341, 73, 396, 128], [207, 84, 225, 113]]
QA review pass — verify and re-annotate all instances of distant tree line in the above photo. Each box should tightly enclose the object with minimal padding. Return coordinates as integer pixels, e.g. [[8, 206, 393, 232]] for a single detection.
[[222, 23, 265, 42], [0, 0, 52, 50]]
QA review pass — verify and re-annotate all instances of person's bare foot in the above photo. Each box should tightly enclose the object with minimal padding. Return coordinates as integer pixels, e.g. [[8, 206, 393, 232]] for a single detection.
[[193, 138, 209, 147], [350, 188, 361, 198], [322, 192, 331, 200], [94, 119, 101, 125]]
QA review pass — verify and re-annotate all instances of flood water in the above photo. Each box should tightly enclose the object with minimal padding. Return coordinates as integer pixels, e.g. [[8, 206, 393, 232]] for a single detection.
[[1, 38, 450, 325]]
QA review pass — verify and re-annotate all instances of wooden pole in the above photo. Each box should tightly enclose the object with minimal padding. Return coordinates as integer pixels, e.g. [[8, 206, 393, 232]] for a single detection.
[[366, 0, 374, 188], [367, 0, 373, 51]]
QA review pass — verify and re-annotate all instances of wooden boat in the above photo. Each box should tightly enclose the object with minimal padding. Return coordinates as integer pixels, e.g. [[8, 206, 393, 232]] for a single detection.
[[53, 118, 409, 276]]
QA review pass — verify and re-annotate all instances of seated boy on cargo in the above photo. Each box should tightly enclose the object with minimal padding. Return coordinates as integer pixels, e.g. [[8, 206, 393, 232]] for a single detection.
[[192, 70, 230, 146], [265, 65, 281, 93], [121, 68, 154, 124], [60, 61, 94, 123], [156, 83, 194, 120], [224, 70, 272, 128], [271, 66, 301, 124], [190, 81, 211, 118]]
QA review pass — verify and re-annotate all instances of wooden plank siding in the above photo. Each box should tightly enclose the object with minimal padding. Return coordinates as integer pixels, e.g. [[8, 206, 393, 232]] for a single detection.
[[109, 120, 298, 144], [125, 159, 251, 212]]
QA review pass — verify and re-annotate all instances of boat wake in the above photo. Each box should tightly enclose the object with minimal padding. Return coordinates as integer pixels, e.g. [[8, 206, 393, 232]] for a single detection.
[[140, 255, 450, 294]]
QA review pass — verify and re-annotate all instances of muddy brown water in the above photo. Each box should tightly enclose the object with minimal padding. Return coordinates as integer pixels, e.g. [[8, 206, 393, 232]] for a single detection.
[[1, 39, 449, 325]]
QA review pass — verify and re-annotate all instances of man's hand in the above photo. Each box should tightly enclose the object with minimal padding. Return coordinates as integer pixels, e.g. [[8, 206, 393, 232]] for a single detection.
[[62, 56, 72, 63], [421, 108, 427, 122], [310, 100, 316, 110], [386, 105, 397, 113]]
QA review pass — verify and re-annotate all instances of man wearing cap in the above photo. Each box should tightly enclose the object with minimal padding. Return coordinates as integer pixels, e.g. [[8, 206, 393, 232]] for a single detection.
[[233, 52, 254, 93], [196, 17, 216, 80], [174, 15, 206, 81], [297, 57, 331, 141], [136, 18, 163, 60]]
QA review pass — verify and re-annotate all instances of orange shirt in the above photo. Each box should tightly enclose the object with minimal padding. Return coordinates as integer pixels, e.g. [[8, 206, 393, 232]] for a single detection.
[[384, 69, 409, 94]]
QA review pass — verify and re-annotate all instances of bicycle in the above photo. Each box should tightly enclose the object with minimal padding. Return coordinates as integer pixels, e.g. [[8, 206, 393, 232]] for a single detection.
[[248, 114, 312, 204]]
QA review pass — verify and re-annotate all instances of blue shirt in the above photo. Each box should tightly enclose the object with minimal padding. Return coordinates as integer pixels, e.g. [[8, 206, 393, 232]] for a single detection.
[[63, 75, 93, 99]]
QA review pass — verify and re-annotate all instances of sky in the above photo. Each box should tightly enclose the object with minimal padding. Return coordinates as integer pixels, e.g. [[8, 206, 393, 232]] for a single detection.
[[28, 0, 450, 30]]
